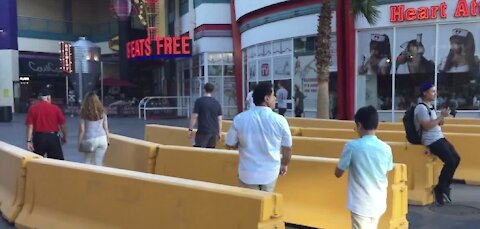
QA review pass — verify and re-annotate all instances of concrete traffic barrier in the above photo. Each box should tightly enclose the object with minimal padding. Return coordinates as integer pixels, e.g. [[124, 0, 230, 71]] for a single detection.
[[287, 117, 480, 133], [300, 128, 480, 185], [291, 137, 438, 206], [153, 145, 408, 229], [145, 124, 194, 147], [222, 120, 302, 136], [0, 141, 41, 222], [15, 159, 285, 229], [444, 117, 480, 125], [103, 134, 159, 173]]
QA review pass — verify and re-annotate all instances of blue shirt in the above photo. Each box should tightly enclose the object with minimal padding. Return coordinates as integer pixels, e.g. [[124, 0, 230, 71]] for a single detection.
[[337, 135, 393, 217], [225, 106, 292, 184]]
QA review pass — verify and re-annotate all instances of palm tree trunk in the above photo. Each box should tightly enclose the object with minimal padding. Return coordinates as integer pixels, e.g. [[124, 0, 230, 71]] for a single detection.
[[316, 0, 332, 119]]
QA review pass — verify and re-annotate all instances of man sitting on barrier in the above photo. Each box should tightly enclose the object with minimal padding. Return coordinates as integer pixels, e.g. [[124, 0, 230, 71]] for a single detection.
[[415, 82, 460, 206], [225, 81, 292, 192], [335, 106, 393, 229]]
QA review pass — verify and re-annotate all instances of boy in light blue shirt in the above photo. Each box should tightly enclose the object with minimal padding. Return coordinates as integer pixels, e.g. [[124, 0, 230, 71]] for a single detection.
[[335, 105, 393, 229]]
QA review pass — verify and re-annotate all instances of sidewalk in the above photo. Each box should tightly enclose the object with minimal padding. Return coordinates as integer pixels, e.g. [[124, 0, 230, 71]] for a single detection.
[[1, 114, 479, 228]]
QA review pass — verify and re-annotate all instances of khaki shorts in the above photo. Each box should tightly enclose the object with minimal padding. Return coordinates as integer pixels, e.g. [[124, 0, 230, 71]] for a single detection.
[[238, 179, 277, 192]]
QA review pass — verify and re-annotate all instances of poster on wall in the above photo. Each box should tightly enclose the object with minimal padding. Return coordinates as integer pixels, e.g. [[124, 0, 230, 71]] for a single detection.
[[258, 59, 271, 80], [257, 42, 272, 58], [292, 55, 317, 111], [437, 23, 480, 110], [273, 56, 291, 79], [272, 39, 293, 55], [357, 29, 393, 110], [248, 61, 257, 82], [395, 26, 436, 75], [394, 26, 436, 110]]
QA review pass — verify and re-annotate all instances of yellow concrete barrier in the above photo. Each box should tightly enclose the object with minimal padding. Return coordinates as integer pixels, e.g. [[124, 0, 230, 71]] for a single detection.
[[223, 120, 301, 136], [301, 128, 480, 185], [0, 141, 41, 222], [103, 134, 159, 173], [444, 117, 480, 125], [288, 117, 480, 133], [153, 145, 408, 229], [145, 124, 194, 147], [292, 137, 437, 206], [15, 159, 285, 229]]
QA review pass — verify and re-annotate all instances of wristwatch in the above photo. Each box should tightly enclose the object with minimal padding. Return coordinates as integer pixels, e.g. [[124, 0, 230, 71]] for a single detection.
[[188, 128, 193, 132], [27, 140, 32, 143]]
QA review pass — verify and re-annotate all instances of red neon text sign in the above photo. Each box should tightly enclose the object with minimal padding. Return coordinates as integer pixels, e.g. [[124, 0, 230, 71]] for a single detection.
[[390, 0, 480, 23], [126, 36, 192, 60]]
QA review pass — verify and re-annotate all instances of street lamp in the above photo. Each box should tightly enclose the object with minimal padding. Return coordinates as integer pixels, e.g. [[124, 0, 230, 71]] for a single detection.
[[110, 0, 132, 81]]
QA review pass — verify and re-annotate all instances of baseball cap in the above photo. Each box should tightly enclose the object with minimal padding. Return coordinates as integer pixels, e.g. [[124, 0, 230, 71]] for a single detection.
[[38, 88, 51, 97], [419, 82, 434, 94]]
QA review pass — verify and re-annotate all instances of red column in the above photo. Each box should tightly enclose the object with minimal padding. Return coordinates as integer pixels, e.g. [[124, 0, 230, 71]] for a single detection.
[[344, 0, 356, 119], [336, 0, 356, 120], [335, 0, 346, 119], [230, 0, 244, 113]]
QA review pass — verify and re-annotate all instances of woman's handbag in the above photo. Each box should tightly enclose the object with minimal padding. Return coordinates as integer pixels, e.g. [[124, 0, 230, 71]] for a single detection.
[[79, 140, 94, 153]]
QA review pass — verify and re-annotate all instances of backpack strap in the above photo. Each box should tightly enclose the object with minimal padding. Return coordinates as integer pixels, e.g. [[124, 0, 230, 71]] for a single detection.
[[417, 102, 432, 118]]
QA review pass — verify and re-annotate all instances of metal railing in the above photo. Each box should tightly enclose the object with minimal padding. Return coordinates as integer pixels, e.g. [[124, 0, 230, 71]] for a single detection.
[[17, 16, 117, 41], [138, 96, 191, 120]]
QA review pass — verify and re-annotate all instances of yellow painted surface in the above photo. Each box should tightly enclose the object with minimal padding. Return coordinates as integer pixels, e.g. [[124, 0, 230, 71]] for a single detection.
[[151, 144, 407, 228], [444, 117, 480, 125], [15, 159, 285, 229], [292, 136, 438, 206], [145, 124, 193, 147], [0, 141, 41, 222], [288, 117, 480, 133], [301, 127, 480, 185], [103, 134, 159, 173]]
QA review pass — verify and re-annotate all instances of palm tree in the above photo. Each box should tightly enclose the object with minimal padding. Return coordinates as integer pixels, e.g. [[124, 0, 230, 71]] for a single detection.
[[316, 0, 379, 118]]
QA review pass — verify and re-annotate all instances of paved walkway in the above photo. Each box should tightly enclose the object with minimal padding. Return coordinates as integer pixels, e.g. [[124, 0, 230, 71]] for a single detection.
[[1, 114, 479, 228]]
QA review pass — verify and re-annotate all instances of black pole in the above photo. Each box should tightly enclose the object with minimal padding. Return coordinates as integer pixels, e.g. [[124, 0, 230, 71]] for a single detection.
[[118, 19, 130, 81]]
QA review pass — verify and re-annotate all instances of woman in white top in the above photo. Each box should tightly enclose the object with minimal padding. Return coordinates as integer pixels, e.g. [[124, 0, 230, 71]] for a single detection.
[[78, 92, 110, 165]]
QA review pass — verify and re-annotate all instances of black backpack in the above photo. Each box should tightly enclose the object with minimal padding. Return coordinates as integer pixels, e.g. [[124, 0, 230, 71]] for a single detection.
[[403, 103, 431, 144]]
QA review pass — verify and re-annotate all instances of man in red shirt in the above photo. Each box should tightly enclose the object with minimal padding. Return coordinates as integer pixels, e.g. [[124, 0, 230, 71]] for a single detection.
[[25, 88, 67, 160]]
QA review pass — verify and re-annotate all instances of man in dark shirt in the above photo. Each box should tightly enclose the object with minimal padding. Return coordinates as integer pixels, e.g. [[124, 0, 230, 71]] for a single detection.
[[188, 83, 223, 148], [25, 88, 67, 160]]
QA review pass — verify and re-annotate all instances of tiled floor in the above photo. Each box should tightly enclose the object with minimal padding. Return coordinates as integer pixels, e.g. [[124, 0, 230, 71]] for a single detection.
[[1, 114, 479, 229]]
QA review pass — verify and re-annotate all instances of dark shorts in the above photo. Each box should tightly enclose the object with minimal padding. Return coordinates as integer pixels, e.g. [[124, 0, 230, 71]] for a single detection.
[[194, 133, 218, 148], [278, 108, 287, 116], [32, 132, 64, 160]]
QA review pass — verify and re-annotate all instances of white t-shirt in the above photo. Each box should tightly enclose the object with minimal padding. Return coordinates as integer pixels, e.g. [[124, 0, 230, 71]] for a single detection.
[[225, 106, 292, 184], [246, 91, 255, 110]]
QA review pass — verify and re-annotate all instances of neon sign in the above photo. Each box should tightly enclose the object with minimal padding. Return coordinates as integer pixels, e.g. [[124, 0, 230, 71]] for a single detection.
[[126, 36, 192, 60], [390, 0, 480, 22]]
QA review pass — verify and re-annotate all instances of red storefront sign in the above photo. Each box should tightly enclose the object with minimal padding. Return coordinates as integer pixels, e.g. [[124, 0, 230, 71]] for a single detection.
[[390, 0, 480, 22], [126, 36, 192, 60]]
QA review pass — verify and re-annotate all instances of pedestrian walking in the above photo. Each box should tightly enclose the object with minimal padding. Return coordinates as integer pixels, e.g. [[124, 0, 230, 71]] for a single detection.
[[245, 85, 256, 110], [78, 92, 110, 165], [276, 81, 288, 116], [335, 106, 393, 229], [415, 82, 460, 206], [188, 83, 223, 148], [25, 88, 67, 160], [226, 81, 292, 192]]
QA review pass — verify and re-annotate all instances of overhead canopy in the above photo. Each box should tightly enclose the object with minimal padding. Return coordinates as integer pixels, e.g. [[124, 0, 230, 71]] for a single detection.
[[99, 78, 137, 87]]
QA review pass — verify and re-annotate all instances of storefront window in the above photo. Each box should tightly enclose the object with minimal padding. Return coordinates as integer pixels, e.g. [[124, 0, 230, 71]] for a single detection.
[[437, 23, 480, 110], [394, 26, 435, 110], [356, 29, 393, 111]]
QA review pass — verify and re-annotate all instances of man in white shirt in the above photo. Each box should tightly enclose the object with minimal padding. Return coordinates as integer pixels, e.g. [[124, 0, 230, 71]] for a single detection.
[[276, 82, 288, 116], [226, 81, 292, 192]]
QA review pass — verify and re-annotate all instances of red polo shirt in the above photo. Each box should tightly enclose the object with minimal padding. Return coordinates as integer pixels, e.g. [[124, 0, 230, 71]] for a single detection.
[[25, 101, 66, 132]]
